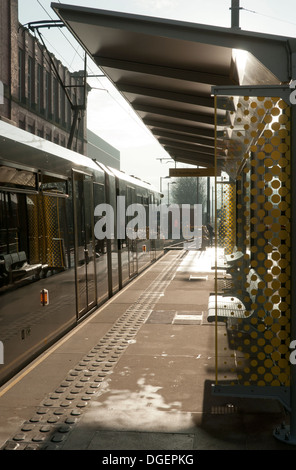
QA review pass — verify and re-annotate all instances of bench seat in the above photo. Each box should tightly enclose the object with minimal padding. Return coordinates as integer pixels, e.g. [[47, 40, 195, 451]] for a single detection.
[[212, 249, 244, 271], [225, 251, 244, 265], [207, 295, 252, 322], [207, 268, 263, 324]]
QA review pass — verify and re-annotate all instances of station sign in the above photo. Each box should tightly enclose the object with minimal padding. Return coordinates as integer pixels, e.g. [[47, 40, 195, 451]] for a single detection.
[[169, 168, 220, 177]]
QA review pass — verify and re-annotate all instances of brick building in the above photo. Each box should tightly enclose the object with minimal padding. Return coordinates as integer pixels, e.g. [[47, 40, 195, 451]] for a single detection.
[[0, 0, 87, 155]]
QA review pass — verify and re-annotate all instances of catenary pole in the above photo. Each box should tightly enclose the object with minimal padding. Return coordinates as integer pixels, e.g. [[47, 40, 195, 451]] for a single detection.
[[231, 0, 241, 29]]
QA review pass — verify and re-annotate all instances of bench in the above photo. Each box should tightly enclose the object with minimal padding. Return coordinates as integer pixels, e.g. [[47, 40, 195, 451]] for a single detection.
[[212, 247, 244, 271], [0, 251, 46, 284], [225, 249, 244, 264], [207, 268, 264, 325], [214, 248, 252, 296]]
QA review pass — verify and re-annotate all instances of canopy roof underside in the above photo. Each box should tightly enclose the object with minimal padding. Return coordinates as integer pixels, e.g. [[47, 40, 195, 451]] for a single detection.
[[52, 3, 295, 170]]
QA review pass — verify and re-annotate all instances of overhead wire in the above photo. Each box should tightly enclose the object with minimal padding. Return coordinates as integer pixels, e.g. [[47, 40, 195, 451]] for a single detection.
[[34, 0, 156, 141], [241, 6, 296, 29], [36, 0, 88, 70]]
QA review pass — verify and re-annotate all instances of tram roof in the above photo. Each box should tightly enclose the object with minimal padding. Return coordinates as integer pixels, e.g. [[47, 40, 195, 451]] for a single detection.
[[0, 120, 99, 175], [0, 121, 157, 192], [52, 3, 296, 170]]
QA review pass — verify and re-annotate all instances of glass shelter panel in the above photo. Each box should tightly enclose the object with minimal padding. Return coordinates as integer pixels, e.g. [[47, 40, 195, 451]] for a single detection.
[[214, 93, 291, 393], [216, 181, 236, 255]]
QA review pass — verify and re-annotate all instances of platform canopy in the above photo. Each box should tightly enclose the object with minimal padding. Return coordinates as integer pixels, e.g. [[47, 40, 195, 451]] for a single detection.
[[52, 3, 296, 170]]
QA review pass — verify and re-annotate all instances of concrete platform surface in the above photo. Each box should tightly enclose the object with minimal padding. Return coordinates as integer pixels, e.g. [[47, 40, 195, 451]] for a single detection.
[[0, 249, 294, 455]]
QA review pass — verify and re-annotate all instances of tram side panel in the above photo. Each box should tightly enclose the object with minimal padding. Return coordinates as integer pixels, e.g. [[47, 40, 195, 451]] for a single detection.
[[93, 180, 109, 305], [115, 178, 164, 284], [0, 183, 77, 386], [135, 188, 153, 273], [0, 154, 164, 386], [116, 178, 131, 286], [108, 172, 120, 295], [156, 192, 165, 259]]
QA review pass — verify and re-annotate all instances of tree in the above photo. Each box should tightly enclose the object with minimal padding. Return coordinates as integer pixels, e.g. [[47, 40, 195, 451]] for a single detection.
[[170, 177, 198, 205]]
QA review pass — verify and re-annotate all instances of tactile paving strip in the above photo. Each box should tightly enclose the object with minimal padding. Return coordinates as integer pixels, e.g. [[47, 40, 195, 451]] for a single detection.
[[2, 251, 184, 450]]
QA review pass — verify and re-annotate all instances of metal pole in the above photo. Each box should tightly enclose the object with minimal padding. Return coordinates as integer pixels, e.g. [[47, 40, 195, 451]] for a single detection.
[[290, 62, 296, 446], [160, 176, 170, 200], [287, 100, 296, 443], [207, 176, 210, 224], [230, 0, 241, 29], [274, 100, 296, 445]]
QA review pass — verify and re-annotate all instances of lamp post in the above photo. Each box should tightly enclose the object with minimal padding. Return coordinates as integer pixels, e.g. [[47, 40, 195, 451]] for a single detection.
[[159, 176, 170, 193], [160, 176, 171, 204], [168, 181, 176, 204]]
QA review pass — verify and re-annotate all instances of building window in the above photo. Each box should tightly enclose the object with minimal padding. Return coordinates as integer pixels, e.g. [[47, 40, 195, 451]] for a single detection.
[[37, 64, 43, 114], [27, 123, 35, 134], [53, 78, 59, 123], [67, 95, 72, 131], [61, 83, 66, 126], [28, 56, 34, 108], [19, 119, 25, 130], [18, 49, 24, 103], [45, 130, 51, 141], [45, 72, 51, 119]]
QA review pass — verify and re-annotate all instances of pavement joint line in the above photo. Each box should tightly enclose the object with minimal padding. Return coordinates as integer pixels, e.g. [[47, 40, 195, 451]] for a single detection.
[[1, 251, 185, 450]]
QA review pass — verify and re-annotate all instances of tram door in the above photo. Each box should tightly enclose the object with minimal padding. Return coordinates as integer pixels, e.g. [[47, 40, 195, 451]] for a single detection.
[[126, 186, 138, 278], [73, 170, 97, 319]]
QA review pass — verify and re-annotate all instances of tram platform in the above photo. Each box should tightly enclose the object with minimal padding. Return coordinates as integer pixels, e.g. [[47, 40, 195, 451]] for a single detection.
[[0, 248, 292, 451]]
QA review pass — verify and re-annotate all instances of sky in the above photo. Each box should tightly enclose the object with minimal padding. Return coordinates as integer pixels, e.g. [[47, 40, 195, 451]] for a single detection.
[[18, 0, 296, 189]]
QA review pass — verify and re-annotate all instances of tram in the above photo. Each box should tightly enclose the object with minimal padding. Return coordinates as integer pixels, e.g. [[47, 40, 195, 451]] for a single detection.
[[0, 121, 164, 386]]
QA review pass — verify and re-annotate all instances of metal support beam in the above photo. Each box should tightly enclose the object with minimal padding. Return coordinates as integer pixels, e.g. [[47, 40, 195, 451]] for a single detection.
[[143, 119, 223, 138], [211, 84, 291, 102], [93, 56, 233, 86], [118, 83, 236, 111], [117, 83, 215, 108], [159, 138, 220, 156], [152, 129, 222, 148], [164, 147, 216, 165], [67, 107, 81, 150], [173, 156, 221, 169], [134, 103, 215, 125]]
